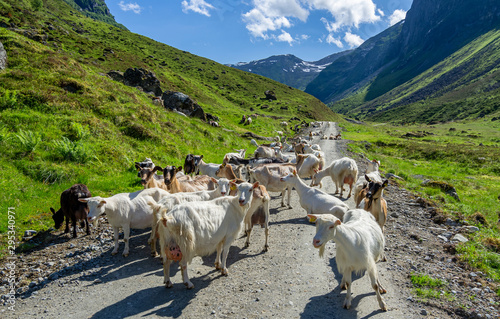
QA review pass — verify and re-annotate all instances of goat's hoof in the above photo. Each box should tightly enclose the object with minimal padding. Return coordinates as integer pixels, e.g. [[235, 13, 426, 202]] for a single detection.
[[122, 253, 129, 257], [184, 282, 194, 289], [165, 281, 173, 288], [244, 242, 250, 248], [380, 303, 388, 311], [215, 262, 221, 270], [380, 288, 387, 294], [221, 268, 228, 276], [151, 252, 159, 257], [263, 245, 269, 252], [287, 205, 293, 209], [111, 251, 118, 256]]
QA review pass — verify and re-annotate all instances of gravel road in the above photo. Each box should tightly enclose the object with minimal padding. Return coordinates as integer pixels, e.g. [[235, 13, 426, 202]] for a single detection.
[[1, 122, 498, 319]]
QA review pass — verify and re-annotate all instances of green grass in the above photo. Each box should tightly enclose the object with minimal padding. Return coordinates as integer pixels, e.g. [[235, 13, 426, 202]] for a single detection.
[[410, 273, 454, 301], [342, 120, 500, 283]]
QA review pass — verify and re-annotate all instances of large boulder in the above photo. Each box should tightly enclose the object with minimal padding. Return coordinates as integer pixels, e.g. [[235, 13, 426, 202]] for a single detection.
[[123, 68, 162, 96], [265, 90, 277, 100], [162, 91, 206, 121], [0, 41, 6, 70]]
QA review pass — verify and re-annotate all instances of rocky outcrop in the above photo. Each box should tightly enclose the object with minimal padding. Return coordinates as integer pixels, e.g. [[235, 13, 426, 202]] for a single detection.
[[265, 90, 277, 100], [107, 68, 162, 96], [0, 41, 6, 70], [161, 91, 207, 121]]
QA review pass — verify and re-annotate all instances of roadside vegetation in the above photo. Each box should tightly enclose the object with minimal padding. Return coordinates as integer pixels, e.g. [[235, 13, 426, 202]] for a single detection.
[[341, 119, 500, 285]]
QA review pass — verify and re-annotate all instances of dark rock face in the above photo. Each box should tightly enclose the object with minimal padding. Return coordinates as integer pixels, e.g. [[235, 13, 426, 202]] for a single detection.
[[0, 42, 6, 70], [123, 68, 162, 96], [107, 68, 162, 96], [162, 91, 206, 121], [265, 90, 277, 100]]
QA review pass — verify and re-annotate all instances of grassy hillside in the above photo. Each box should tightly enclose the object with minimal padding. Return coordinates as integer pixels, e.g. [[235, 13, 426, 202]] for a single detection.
[[0, 0, 339, 254], [341, 119, 500, 282], [332, 29, 500, 123]]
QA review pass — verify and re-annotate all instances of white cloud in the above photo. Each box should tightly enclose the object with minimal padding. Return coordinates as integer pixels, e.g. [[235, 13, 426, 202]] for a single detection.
[[326, 34, 343, 48], [243, 7, 292, 39], [118, 1, 142, 14], [301, 34, 310, 40], [344, 32, 364, 48], [276, 30, 294, 44], [389, 9, 406, 26], [307, 0, 381, 31], [377, 8, 385, 17], [182, 0, 215, 17]]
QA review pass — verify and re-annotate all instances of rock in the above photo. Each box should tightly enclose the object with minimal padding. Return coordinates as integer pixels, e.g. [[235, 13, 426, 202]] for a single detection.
[[451, 234, 468, 243], [0, 41, 7, 70], [420, 308, 428, 315], [445, 218, 460, 227], [29, 282, 37, 288], [461, 226, 480, 233], [93, 279, 102, 284], [123, 68, 162, 96], [162, 91, 207, 121], [264, 90, 277, 100], [385, 173, 404, 180]]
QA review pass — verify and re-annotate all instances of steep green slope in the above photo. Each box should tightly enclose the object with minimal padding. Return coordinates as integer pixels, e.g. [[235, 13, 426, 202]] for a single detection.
[[0, 0, 338, 250], [332, 29, 500, 123]]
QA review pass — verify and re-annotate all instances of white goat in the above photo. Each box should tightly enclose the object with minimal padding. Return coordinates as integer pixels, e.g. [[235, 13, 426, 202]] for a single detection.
[[79, 188, 170, 257], [280, 170, 348, 221], [254, 145, 276, 158], [248, 164, 294, 208], [310, 209, 387, 311], [312, 157, 358, 198], [194, 156, 221, 178], [154, 182, 259, 289]]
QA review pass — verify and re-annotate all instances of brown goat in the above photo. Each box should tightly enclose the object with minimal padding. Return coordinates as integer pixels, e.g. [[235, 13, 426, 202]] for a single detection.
[[163, 166, 216, 193]]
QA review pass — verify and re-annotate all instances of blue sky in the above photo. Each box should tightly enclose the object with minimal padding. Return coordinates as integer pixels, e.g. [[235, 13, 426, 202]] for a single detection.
[[106, 0, 413, 65]]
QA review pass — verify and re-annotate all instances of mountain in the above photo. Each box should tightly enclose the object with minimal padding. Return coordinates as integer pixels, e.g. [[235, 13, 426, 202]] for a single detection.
[[62, 0, 127, 30], [228, 51, 351, 90], [0, 0, 338, 235], [305, 0, 500, 123]]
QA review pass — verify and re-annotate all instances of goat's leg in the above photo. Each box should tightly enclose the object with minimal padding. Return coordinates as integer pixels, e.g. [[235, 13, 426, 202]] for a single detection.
[[162, 257, 173, 288], [71, 215, 77, 238], [180, 259, 194, 289], [122, 225, 130, 257], [149, 224, 159, 257], [85, 218, 90, 235], [220, 241, 233, 276], [111, 226, 120, 255], [215, 241, 223, 270], [245, 224, 253, 248], [263, 200, 270, 252], [369, 268, 387, 311], [64, 215, 70, 234], [286, 186, 292, 209], [343, 271, 353, 309], [280, 189, 286, 207]]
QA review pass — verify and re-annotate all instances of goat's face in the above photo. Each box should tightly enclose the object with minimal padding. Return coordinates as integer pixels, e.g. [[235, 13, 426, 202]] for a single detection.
[[183, 154, 195, 175], [163, 166, 176, 186], [280, 170, 297, 185], [217, 178, 230, 196], [366, 180, 388, 200], [310, 214, 341, 258], [235, 182, 258, 207], [50, 207, 64, 229], [138, 167, 153, 186], [78, 197, 106, 222]]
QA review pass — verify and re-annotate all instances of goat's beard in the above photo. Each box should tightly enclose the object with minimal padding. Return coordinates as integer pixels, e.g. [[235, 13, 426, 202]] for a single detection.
[[318, 244, 326, 258]]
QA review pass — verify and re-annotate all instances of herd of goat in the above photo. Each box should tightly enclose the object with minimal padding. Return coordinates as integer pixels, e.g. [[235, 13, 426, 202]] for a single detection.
[[49, 122, 390, 311]]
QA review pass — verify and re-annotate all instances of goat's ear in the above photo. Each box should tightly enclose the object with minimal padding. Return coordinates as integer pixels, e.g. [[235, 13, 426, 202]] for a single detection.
[[200, 155, 203, 159], [135, 163, 141, 170], [229, 182, 237, 191], [98, 200, 106, 207], [293, 169, 297, 176], [252, 181, 260, 189], [329, 219, 341, 228], [382, 180, 389, 187], [78, 198, 89, 203], [50, 207, 56, 214], [153, 166, 162, 172], [176, 166, 182, 172], [365, 174, 372, 182], [210, 177, 217, 183]]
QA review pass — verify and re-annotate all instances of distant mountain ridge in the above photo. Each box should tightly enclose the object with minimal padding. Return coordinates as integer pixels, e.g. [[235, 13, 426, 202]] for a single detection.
[[62, 0, 127, 30], [305, 0, 500, 123], [228, 51, 351, 90]]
